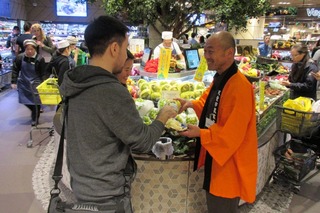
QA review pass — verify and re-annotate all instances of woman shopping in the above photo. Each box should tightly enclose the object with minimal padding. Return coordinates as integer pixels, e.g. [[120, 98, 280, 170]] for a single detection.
[[280, 44, 318, 100], [11, 39, 47, 126], [31, 23, 55, 79]]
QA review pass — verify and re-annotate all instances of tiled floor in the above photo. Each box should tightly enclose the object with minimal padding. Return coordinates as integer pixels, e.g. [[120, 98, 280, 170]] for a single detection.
[[0, 87, 319, 213]]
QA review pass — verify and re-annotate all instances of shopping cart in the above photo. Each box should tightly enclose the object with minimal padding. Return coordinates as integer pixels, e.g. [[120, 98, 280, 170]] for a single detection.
[[28, 78, 61, 148], [270, 105, 320, 192]]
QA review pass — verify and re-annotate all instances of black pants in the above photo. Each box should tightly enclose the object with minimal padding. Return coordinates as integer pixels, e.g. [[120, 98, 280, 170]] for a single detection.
[[206, 192, 240, 213], [25, 104, 41, 122]]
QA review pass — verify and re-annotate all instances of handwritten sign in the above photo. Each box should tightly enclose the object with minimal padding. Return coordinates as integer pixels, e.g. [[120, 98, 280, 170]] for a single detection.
[[259, 80, 266, 111], [194, 56, 208, 82], [157, 48, 172, 79]]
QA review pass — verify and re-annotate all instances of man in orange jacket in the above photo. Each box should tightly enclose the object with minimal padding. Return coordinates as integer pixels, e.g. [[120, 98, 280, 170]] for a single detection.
[[178, 31, 258, 212]]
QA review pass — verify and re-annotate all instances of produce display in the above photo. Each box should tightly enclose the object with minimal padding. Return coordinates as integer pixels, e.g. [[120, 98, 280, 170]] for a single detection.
[[127, 50, 292, 156], [127, 78, 206, 101]]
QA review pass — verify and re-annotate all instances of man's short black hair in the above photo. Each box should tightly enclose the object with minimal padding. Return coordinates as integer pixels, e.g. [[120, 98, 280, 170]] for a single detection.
[[13, 26, 20, 31], [84, 16, 129, 57], [24, 22, 32, 32]]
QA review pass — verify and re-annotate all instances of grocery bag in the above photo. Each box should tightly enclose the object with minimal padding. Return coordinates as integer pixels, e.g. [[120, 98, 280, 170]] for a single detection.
[[283, 96, 313, 113]]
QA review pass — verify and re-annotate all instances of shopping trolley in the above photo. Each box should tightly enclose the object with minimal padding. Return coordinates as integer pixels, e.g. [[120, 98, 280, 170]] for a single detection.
[[270, 105, 320, 192], [28, 78, 61, 148]]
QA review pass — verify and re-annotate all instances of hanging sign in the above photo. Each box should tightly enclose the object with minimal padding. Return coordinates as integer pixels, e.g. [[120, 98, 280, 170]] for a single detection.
[[157, 48, 172, 79]]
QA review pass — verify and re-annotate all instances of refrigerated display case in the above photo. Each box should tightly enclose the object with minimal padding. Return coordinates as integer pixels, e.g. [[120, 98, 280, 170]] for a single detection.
[[0, 19, 17, 89]]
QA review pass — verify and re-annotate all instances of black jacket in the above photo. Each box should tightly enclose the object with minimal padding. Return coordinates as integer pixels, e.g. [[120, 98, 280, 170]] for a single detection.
[[288, 59, 318, 100]]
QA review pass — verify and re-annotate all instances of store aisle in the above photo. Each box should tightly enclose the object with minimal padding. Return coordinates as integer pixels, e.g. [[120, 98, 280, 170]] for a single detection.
[[0, 87, 319, 213], [0, 88, 51, 213]]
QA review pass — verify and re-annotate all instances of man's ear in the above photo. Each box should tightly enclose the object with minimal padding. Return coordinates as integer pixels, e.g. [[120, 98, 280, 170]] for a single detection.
[[109, 41, 119, 58]]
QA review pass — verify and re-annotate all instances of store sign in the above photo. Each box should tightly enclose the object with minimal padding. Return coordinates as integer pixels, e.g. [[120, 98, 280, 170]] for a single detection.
[[297, 7, 320, 19]]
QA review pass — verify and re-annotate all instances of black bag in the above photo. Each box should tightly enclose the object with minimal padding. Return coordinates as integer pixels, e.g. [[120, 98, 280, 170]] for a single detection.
[[47, 98, 126, 213]]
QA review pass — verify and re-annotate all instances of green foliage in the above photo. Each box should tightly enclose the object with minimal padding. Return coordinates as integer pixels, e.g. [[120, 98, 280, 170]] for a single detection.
[[80, 0, 270, 35]]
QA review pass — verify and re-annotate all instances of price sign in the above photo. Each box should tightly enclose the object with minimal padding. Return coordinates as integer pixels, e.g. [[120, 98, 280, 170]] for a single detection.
[[194, 56, 208, 82], [259, 80, 266, 111], [157, 48, 172, 79]]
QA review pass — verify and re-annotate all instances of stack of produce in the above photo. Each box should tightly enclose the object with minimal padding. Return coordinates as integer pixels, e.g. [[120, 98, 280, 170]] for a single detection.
[[135, 79, 206, 101], [135, 98, 199, 128]]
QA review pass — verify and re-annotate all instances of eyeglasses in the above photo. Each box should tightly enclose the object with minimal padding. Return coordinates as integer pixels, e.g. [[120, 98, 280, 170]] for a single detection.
[[291, 53, 303, 58]]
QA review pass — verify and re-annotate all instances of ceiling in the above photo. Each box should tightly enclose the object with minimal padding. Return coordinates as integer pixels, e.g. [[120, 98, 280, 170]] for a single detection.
[[270, 0, 320, 7]]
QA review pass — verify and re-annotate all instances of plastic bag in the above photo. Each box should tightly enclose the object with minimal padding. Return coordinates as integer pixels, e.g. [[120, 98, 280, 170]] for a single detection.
[[312, 100, 320, 113], [283, 96, 314, 112]]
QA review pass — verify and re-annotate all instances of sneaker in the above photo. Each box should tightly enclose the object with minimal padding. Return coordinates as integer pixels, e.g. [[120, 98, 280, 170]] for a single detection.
[[31, 121, 36, 126]]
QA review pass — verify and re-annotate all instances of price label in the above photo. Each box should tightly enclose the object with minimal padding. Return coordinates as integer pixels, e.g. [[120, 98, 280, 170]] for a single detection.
[[259, 80, 266, 111], [194, 56, 207, 82], [157, 48, 172, 79]]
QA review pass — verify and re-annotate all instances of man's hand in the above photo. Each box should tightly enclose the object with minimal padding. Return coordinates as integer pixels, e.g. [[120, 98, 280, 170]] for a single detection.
[[178, 124, 200, 138], [175, 98, 193, 113], [156, 105, 178, 125], [11, 84, 17, 89]]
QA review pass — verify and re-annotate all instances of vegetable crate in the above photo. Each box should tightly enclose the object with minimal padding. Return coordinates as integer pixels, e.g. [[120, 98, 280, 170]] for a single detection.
[[275, 105, 320, 137], [36, 78, 61, 105], [273, 140, 317, 183]]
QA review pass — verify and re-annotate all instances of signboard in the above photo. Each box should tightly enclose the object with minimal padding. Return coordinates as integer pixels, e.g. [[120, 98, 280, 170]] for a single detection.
[[297, 7, 320, 19], [157, 48, 172, 79]]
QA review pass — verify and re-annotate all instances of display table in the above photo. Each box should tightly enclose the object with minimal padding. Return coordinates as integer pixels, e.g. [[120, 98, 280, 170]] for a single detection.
[[130, 93, 287, 212], [52, 90, 287, 213]]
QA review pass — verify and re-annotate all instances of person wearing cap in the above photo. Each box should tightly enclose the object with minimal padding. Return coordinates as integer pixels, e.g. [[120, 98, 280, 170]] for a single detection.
[[66, 35, 79, 66], [11, 39, 46, 126], [153, 31, 185, 61], [47, 39, 74, 86]]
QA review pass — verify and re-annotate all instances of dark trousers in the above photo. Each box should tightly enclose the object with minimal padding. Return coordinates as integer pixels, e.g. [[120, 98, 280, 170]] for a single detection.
[[25, 104, 41, 122], [206, 192, 240, 213]]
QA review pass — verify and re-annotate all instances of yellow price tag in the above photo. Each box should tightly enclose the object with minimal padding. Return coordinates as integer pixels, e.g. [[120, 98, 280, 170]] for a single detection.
[[259, 80, 266, 110], [194, 56, 207, 82], [157, 48, 172, 79]]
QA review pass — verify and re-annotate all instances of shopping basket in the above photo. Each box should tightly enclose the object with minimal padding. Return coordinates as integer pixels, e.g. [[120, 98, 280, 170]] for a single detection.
[[275, 105, 320, 137], [36, 78, 61, 105], [273, 139, 317, 183]]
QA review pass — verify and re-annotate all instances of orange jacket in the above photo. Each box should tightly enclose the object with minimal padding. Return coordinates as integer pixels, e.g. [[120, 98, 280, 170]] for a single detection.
[[192, 71, 258, 203]]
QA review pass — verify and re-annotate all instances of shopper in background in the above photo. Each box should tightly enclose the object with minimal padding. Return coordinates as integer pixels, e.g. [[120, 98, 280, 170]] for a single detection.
[[31, 23, 55, 78], [116, 49, 134, 86], [47, 40, 73, 86], [59, 15, 177, 212], [280, 44, 318, 100], [15, 22, 33, 55], [199, 35, 205, 47], [311, 39, 320, 58], [6, 26, 20, 60], [153, 31, 185, 61], [11, 39, 46, 126], [189, 32, 200, 48], [311, 40, 320, 66], [177, 31, 258, 213], [66, 35, 79, 66], [258, 35, 272, 57]]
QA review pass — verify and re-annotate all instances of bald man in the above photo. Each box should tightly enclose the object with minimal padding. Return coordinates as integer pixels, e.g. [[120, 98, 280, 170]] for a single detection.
[[177, 31, 258, 212]]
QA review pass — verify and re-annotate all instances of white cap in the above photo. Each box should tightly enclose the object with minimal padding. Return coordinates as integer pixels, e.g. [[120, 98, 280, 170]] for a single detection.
[[23, 39, 37, 48], [162, 31, 173, 40], [66, 36, 78, 45], [56, 40, 70, 49]]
